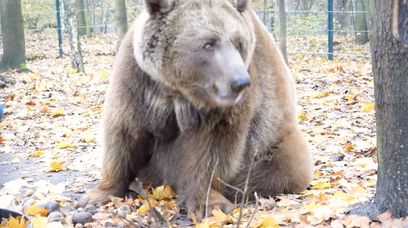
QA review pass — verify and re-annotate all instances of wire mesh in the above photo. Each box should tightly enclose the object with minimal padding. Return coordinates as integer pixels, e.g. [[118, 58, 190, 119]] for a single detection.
[[0, 0, 371, 60]]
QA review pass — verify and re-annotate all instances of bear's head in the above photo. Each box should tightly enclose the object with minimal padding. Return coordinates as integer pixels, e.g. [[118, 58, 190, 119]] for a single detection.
[[133, 0, 256, 108]]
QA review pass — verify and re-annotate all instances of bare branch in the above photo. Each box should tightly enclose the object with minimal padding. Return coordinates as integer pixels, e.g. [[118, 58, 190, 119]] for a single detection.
[[205, 158, 219, 219]]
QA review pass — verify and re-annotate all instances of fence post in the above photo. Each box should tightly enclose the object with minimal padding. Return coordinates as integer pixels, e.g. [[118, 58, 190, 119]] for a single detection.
[[327, 0, 334, 60], [55, 0, 63, 58]]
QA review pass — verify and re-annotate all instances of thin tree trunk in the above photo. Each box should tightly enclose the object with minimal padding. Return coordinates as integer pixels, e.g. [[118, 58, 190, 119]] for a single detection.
[[114, 0, 128, 50], [277, 0, 288, 63], [63, 0, 85, 73], [0, 0, 26, 72], [354, 0, 369, 44], [101, 0, 110, 33], [351, 0, 408, 218]]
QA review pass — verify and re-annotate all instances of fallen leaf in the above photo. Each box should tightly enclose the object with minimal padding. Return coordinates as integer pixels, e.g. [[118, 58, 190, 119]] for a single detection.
[[311, 180, 331, 190], [55, 141, 75, 149], [24, 205, 49, 216], [344, 143, 356, 152], [51, 108, 65, 117], [48, 161, 66, 172], [313, 91, 330, 98], [1, 216, 29, 228], [28, 150, 45, 157], [257, 217, 279, 228], [298, 112, 308, 122], [150, 185, 176, 200], [31, 216, 48, 228], [39, 105, 50, 113], [212, 208, 233, 223], [361, 103, 375, 112]]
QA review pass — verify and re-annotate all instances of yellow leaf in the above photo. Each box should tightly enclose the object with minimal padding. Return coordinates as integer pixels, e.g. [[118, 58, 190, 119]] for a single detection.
[[80, 138, 95, 143], [51, 108, 65, 117], [28, 150, 45, 157], [333, 191, 357, 203], [361, 103, 375, 112], [55, 141, 75, 149], [49, 161, 66, 172], [150, 185, 176, 200], [313, 91, 330, 98], [304, 202, 321, 213], [196, 221, 210, 228], [24, 205, 49, 216], [311, 180, 331, 190], [66, 67, 79, 74], [345, 94, 356, 102], [297, 112, 308, 122], [212, 208, 232, 223], [40, 105, 50, 113], [2, 216, 29, 228], [31, 216, 48, 228], [257, 217, 279, 228], [343, 143, 356, 152], [98, 70, 108, 81], [137, 203, 150, 214]]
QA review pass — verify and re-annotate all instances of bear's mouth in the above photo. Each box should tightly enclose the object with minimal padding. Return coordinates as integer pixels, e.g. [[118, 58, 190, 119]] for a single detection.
[[210, 90, 244, 107]]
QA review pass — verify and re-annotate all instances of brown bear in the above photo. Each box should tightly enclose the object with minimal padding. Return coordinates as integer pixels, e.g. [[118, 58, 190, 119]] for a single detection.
[[82, 0, 312, 217]]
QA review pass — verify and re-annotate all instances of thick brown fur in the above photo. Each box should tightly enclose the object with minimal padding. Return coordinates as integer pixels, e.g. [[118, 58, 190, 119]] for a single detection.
[[82, 0, 312, 217]]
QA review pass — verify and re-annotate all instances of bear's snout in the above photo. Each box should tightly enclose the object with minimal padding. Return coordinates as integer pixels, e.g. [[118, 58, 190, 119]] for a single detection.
[[230, 74, 251, 93]]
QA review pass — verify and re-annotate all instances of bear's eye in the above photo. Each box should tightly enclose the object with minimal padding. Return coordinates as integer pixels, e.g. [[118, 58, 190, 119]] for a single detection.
[[203, 42, 216, 51], [237, 42, 243, 53]]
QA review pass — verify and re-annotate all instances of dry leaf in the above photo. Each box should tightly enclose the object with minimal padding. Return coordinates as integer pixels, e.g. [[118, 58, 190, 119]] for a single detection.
[[55, 141, 75, 149], [28, 150, 45, 157], [313, 91, 330, 98], [212, 208, 233, 223], [257, 217, 279, 228], [361, 103, 375, 112], [298, 112, 308, 122], [31, 216, 48, 228], [150, 185, 176, 200], [51, 108, 65, 117], [24, 205, 49, 216], [343, 143, 356, 152], [0, 216, 29, 228], [49, 161, 66, 172], [311, 180, 331, 190], [40, 104, 50, 113]]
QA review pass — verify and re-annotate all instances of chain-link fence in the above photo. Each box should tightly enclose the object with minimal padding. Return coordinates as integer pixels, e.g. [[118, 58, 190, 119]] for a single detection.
[[1, 0, 371, 61]]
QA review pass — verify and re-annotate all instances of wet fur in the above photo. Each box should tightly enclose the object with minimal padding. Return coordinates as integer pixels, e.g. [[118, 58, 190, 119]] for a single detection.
[[83, 0, 312, 216]]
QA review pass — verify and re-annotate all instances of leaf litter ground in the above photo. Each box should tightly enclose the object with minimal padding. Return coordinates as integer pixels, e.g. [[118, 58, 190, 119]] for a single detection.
[[0, 33, 406, 227]]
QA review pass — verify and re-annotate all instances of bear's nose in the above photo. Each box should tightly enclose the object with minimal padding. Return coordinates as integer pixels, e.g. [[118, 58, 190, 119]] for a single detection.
[[231, 77, 251, 93]]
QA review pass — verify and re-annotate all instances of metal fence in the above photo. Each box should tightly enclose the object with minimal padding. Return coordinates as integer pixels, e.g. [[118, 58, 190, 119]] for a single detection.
[[1, 0, 371, 61]]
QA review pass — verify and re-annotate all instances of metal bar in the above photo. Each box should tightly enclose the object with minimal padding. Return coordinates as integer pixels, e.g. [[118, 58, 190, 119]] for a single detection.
[[55, 0, 63, 58], [327, 0, 334, 60]]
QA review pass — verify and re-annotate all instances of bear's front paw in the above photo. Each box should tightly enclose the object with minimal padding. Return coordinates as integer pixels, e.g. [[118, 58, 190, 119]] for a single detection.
[[186, 190, 235, 220], [76, 189, 112, 208]]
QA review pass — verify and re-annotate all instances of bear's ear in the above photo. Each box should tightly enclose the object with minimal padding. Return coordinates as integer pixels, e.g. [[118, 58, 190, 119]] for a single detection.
[[230, 0, 249, 12], [144, 0, 174, 15]]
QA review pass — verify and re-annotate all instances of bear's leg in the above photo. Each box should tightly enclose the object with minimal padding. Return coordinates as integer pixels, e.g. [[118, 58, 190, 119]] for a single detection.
[[80, 127, 152, 206], [227, 128, 312, 200]]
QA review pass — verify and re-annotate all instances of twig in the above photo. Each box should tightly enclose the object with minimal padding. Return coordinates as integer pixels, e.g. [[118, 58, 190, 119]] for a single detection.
[[245, 192, 260, 228], [235, 148, 258, 228], [216, 178, 244, 194], [129, 179, 161, 227], [205, 158, 219, 219]]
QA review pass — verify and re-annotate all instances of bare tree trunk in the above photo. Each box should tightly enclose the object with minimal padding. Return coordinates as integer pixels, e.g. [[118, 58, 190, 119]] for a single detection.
[[0, 0, 26, 72], [63, 0, 85, 73], [351, 0, 408, 218], [101, 0, 110, 33], [114, 0, 128, 49], [354, 0, 369, 44], [277, 0, 288, 63]]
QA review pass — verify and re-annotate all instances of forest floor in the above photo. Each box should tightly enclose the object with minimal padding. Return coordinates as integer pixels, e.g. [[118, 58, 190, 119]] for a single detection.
[[0, 32, 406, 227]]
